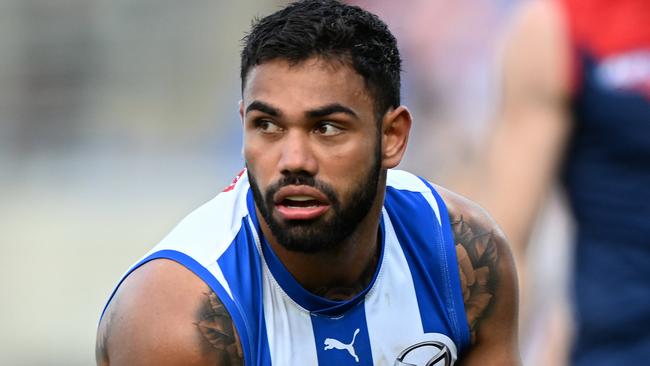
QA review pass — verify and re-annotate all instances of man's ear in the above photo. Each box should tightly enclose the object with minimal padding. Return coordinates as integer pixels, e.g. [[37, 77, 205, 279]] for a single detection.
[[381, 106, 412, 169], [239, 100, 246, 158]]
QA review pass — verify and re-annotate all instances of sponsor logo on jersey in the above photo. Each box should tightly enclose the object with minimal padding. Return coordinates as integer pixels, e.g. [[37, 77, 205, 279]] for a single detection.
[[395, 340, 454, 366], [323, 328, 361, 363]]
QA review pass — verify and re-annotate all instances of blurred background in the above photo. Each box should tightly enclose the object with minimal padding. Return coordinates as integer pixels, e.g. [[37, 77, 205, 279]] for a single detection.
[[0, 0, 571, 365]]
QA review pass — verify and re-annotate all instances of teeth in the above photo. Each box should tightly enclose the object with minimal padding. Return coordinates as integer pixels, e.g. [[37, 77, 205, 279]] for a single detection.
[[286, 195, 315, 201]]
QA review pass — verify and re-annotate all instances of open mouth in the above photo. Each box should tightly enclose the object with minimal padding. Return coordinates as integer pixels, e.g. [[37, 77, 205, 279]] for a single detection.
[[274, 188, 331, 220], [281, 195, 323, 208]]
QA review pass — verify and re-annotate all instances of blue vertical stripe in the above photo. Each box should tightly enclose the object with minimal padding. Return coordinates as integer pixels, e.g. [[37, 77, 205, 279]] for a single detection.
[[311, 301, 374, 365], [217, 215, 271, 366], [420, 179, 471, 352]]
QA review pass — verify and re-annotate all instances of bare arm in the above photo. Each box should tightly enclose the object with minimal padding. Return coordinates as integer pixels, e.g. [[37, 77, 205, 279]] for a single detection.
[[476, 0, 572, 266], [96, 259, 243, 366], [438, 186, 521, 365]]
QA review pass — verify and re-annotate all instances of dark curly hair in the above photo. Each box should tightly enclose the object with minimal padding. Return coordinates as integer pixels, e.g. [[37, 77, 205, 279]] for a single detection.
[[240, 0, 402, 120]]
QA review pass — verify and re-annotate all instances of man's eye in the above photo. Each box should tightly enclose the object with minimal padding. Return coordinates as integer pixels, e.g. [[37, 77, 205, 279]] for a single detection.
[[256, 120, 282, 133], [314, 122, 343, 136]]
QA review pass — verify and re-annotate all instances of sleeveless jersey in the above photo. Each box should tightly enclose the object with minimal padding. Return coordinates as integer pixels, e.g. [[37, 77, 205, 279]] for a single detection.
[[559, 0, 650, 364], [101, 169, 470, 366]]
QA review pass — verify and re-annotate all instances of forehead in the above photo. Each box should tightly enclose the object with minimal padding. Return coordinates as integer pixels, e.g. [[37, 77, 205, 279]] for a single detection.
[[242, 57, 374, 114]]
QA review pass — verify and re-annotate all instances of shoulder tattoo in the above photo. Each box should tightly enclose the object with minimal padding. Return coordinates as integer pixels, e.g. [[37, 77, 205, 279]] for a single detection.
[[451, 214, 499, 343], [195, 291, 244, 366], [95, 312, 110, 366]]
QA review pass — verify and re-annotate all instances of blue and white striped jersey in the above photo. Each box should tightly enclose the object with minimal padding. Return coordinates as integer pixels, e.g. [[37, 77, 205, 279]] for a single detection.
[[103, 169, 470, 365]]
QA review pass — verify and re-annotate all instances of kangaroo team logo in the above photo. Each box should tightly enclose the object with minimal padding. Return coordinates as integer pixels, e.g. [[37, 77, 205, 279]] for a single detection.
[[323, 328, 361, 362]]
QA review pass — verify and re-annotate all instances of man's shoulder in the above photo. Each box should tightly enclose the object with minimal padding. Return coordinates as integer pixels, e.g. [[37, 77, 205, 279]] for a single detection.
[[95, 172, 253, 365], [433, 184, 519, 359], [150, 171, 253, 262], [433, 184, 504, 236], [96, 259, 243, 365], [385, 171, 506, 242], [385, 170, 499, 230], [432, 183, 512, 294]]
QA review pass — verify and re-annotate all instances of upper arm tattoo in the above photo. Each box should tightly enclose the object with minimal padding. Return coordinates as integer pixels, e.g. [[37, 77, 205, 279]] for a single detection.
[[451, 214, 499, 343], [195, 291, 244, 366], [96, 296, 119, 366], [95, 316, 110, 366]]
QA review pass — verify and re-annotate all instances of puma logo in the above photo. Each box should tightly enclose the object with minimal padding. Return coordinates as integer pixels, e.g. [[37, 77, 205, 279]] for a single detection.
[[323, 328, 361, 362]]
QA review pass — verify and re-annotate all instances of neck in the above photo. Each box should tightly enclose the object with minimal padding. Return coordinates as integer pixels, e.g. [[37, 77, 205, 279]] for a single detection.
[[260, 189, 385, 301]]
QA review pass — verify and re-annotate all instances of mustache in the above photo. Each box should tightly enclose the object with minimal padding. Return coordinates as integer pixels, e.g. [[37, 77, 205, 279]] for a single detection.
[[274, 172, 318, 187], [265, 173, 339, 205]]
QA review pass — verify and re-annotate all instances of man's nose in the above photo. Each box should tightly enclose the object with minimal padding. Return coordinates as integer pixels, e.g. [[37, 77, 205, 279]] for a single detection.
[[278, 131, 318, 175]]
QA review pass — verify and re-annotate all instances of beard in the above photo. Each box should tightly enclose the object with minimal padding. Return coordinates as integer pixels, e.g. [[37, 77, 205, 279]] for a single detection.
[[247, 146, 382, 254]]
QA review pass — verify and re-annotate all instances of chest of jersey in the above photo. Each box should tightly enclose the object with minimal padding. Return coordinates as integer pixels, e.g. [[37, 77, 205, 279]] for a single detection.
[[249, 177, 469, 365], [258, 209, 461, 366]]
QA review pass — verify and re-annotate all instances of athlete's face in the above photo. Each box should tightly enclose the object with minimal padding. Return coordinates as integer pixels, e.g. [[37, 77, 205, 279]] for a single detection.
[[241, 57, 387, 253]]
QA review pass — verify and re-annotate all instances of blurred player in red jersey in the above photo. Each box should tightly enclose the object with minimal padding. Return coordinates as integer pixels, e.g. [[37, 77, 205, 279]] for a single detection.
[[477, 0, 650, 365]]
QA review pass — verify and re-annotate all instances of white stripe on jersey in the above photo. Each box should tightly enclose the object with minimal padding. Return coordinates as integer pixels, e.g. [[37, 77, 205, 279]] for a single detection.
[[364, 209, 425, 364], [244, 212, 320, 365], [262, 262, 319, 365]]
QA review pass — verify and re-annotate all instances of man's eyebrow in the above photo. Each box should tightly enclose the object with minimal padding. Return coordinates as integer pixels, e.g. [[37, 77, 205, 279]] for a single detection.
[[306, 104, 358, 119], [245, 100, 280, 116]]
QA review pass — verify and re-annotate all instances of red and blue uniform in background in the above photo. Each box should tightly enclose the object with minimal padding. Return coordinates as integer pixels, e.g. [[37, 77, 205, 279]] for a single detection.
[[560, 0, 650, 364]]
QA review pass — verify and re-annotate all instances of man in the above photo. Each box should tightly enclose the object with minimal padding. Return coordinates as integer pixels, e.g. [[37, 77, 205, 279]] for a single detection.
[[475, 0, 650, 365], [96, 1, 519, 365]]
